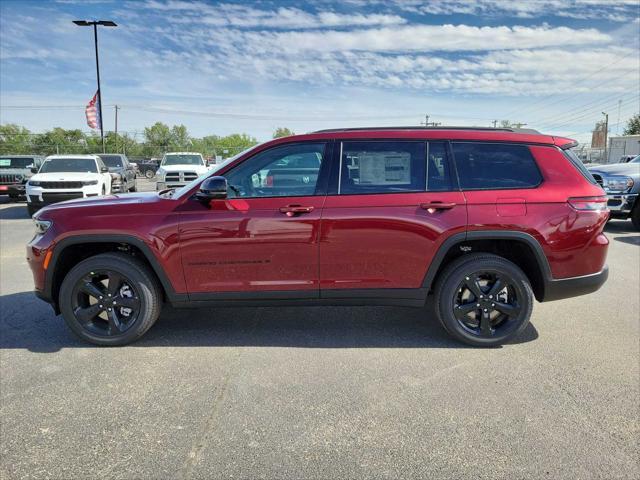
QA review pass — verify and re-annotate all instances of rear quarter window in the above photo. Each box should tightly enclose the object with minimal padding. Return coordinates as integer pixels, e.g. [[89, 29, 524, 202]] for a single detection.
[[452, 142, 542, 190]]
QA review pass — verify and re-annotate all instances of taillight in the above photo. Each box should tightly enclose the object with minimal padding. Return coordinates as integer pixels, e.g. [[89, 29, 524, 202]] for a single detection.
[[568, 196, 608, 211]]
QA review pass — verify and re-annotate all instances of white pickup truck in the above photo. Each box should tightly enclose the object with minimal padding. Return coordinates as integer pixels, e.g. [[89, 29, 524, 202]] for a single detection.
[[155, 152, 209, 190]]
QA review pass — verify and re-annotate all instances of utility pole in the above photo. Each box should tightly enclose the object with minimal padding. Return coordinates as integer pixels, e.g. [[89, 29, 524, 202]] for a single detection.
[[602, 112, 609, 163], [615, 99, 622, 135], [73, 20, 117, 154], [114, 104, 119, 153], [492, 120, 498, 128], [512, 122, 528, 128], [421, 114, 441, 127]]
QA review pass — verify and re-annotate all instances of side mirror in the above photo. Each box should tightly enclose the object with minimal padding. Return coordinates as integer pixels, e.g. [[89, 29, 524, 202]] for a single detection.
[[100, 166, 109, 173], [195, 176, 228, 204], [30, 166, 38, 174]]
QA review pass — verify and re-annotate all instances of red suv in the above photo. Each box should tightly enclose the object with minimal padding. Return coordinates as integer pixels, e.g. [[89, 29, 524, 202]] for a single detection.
[[27, 127, 609, 347]]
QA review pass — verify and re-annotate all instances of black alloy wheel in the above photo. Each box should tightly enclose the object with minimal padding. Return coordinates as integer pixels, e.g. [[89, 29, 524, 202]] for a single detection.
[[59, 253, 162, 346], [434, 253, 533, 347], [71, 269, 141, 337], [453, 271, 521, 338]]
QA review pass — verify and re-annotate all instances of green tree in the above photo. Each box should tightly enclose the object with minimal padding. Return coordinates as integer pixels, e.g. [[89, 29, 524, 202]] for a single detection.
[[272, 127, 294, 138], [623, 114, 640, 135], [143, 122, 172, 157], [170, 124, 191, 150], [213, 133, 259, 158], [0, 124, 33, 154]]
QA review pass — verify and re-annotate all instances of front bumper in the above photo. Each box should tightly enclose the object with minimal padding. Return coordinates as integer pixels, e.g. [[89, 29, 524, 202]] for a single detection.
[[604, 192, 637, 215], [26, 186, 102, 207], [0, 183, 26, 195]]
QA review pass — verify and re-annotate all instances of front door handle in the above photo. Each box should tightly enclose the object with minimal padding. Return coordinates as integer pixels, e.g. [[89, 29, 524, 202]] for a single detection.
[[420, 201, 456, 211], [279, 205, 315, 217]]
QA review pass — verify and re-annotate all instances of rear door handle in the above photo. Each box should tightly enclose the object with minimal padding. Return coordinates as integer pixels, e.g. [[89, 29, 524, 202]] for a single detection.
[[279, 205, 315, 217], [420, 201, 456, 211]]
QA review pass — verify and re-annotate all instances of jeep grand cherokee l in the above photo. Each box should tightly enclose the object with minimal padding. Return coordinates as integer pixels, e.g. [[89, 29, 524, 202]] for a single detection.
[[27, 127, 609, 347]]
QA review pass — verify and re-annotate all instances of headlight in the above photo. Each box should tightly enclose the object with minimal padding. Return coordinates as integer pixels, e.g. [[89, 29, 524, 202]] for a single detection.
[[81, 180, 98, 186], [110, 173, 122, 182], [34, 219, 52, 234], [28, 180, 41, 186], [605, 176, 634, 192]]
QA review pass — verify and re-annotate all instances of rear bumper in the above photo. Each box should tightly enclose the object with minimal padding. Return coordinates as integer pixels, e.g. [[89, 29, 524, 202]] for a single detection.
[[542, 265, 609, 302]]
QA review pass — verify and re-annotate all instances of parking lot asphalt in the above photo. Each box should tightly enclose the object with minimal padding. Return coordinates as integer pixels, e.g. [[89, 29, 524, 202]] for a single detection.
[[1, 181, 638, 479]]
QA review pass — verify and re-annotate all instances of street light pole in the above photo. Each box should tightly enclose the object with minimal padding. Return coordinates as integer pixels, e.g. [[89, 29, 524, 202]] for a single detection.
[[73, 20, 117, 154]]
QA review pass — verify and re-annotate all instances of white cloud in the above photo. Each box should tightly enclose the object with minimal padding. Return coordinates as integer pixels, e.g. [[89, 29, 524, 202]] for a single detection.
[[142, 1, 407, 29], [378, 0, 639, 22]]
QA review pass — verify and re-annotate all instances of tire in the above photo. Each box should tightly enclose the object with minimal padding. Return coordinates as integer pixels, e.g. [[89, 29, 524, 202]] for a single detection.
[[59, 253, 162, 346], [631, 204, 640, 231], [145, 169, 155, 179], [433, 253, 534, 347], [27, 204, 38, 216]]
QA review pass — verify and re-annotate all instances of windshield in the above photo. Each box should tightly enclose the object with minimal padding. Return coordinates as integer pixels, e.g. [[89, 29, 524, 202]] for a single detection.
[[99, 155, 123, 168], [0, 157, 35, 169], [170, 145, 261, 198], [631, 155, 640, 164], [162, 154, 203, 166], [39, 158, 98, 174]]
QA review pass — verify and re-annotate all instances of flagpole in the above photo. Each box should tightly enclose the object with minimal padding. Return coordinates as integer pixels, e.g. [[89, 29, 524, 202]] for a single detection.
[[93, 23, 105, 154]]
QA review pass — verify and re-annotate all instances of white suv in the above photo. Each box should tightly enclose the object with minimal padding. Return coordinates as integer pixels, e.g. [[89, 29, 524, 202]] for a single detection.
[[26, 155, 112, 216], [156, 152, 209, 190]]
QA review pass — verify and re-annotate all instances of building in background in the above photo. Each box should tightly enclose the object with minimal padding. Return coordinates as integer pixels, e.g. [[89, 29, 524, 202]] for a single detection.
[[607, 135, 640, 163]]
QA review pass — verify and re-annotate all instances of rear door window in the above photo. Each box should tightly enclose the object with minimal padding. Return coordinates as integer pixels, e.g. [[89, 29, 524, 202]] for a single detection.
[[452, 143, 542, 190], [339, 141, 426, 194]]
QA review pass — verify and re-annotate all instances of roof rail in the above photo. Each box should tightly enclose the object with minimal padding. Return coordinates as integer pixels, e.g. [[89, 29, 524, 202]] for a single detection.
[[312, 126, 541, 134]]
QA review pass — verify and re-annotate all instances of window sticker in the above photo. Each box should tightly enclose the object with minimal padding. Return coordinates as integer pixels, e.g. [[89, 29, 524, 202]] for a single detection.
[[357, 152, 411, 185]]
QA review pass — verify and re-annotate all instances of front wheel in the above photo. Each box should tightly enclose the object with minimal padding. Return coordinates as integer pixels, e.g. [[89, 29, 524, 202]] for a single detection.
[[144, 169, 155, 179], [631, 204, 640, 231], [434, 253, 533, 347], [59, 253, 162, 346]]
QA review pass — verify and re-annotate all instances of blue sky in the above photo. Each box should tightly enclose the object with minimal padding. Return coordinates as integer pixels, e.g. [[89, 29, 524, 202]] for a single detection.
[[1, 0, 638, 143]]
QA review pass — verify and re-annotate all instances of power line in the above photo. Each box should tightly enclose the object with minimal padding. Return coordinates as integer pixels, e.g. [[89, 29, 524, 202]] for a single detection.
[[500, 50, 638, 119]]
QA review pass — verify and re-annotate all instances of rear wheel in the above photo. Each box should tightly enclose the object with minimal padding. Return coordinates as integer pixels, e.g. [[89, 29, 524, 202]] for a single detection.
[[434, 253, 533, 347], [59, 253, 162, 346]]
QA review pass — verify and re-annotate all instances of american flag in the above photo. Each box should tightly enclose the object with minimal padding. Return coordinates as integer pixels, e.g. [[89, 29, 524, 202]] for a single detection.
[[85, 91, 101, 130]]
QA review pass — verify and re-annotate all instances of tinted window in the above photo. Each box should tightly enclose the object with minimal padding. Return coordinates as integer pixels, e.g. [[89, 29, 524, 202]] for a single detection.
[[0, 157, 35, 168], [225, 143, 325, 198], [340, 141, 425, 194], [427, 142, 453, 191], [453, 143, 542, 189], [39, 158, 98, 173], [99, 155, 123, 168]]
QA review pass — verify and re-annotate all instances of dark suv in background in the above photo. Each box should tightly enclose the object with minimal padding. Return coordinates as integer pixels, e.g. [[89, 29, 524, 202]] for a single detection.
[[27, 127, 609, 347], [96, 154, 137, 193], [0, 155, 44, 199]]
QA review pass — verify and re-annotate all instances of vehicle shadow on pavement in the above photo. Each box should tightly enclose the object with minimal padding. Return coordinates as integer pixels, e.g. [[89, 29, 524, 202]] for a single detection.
[[0, 204, 29, 220], [613, 236, 640, 246], [0, 291, 538, 352], [604, 220, 637, 234]]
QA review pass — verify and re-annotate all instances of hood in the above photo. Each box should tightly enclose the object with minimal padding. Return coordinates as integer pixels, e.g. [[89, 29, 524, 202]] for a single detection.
[[30, 171, 101, 182], [37, 191, 159, 213], [0, 168, 31, 176], [159, 164, 208, 173], [589, 163, 640, 178]]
